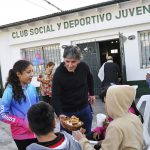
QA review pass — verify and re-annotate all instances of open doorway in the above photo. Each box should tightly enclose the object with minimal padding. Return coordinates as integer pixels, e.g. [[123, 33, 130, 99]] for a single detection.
[[99, 39, 121, 69], [75, 37, 123, 95], [99, 38, 122, 83]]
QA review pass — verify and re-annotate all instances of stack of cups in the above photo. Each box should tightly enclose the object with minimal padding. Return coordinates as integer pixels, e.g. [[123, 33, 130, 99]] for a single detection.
[[96, 113, 107, 127]]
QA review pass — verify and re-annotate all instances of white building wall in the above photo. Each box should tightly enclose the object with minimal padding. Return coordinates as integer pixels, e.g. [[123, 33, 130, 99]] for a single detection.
[[0, 0, 150, 86], [121, 23, 150, 81]]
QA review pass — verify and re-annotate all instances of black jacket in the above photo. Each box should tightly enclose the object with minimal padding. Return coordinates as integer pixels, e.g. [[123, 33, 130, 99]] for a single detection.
[[52, 61, 94, 116], [103, 62, 121, 86]]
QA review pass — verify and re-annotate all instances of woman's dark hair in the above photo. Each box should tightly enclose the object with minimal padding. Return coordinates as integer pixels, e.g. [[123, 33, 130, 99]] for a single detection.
[[131, 101, 144, 123], [27, 102, 55, 136], [46, 61, 55, 68], [5, 60, 32, 104]]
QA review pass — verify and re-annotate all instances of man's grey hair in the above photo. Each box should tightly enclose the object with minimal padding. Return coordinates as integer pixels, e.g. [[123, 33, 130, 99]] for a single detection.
[[62, 45, 81, 60]]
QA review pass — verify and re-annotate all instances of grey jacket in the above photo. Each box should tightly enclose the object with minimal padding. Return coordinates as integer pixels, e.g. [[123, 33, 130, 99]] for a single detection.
[[26, 131, 81, 150]]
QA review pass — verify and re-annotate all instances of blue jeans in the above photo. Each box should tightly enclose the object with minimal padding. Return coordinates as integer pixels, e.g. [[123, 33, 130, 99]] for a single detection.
[[60, 105, 93, 134]]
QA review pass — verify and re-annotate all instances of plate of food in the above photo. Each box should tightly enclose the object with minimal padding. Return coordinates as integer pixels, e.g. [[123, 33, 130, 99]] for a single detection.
[[61, 115, 84, 131]]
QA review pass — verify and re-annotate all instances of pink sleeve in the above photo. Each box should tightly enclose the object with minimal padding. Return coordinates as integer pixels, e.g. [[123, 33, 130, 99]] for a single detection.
[[92, 126, 104, 134], [129, 107, 136, 114], [1, 113, 28, 128]]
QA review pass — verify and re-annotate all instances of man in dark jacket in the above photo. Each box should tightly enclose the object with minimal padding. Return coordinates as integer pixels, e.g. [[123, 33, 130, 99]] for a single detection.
[[52, 45, 95, 134], [98, 56, 121, 87]]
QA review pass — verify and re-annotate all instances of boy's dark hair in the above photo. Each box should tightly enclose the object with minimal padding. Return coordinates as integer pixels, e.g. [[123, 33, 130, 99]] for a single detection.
[[27, 102, 55, 136], [99, 86, 109, 102]]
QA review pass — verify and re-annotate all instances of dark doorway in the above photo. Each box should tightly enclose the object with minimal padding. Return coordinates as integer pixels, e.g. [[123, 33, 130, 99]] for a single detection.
[[77, 38, 123, 95], [99, 39, 121, 69], [99, 38, 122, 83]]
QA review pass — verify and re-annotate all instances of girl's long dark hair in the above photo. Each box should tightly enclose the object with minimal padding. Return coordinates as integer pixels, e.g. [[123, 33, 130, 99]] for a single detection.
[[5, 60, 32, 104]]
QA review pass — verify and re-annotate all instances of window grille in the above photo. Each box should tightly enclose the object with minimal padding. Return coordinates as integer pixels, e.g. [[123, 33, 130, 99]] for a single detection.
[[139, 31, 150, 68], [21, 44, 61, 76]]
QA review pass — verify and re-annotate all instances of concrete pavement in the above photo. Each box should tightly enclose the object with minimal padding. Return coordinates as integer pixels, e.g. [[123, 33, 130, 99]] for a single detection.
[[0, 121, 17, 150], [0, 98, 146, 150], [0, 98, 104, 150]]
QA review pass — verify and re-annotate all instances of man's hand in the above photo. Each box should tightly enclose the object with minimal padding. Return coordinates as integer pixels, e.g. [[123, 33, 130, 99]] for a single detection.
[[59, 114, 67, 128], [89, 96, 95, 105]]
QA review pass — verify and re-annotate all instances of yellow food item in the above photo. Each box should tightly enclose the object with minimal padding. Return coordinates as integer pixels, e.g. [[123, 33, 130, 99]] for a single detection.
[[69, 115, 80, 125]]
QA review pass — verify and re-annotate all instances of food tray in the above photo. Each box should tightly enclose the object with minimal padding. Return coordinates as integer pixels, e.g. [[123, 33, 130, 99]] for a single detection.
[[61, 117, 84, 131]]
